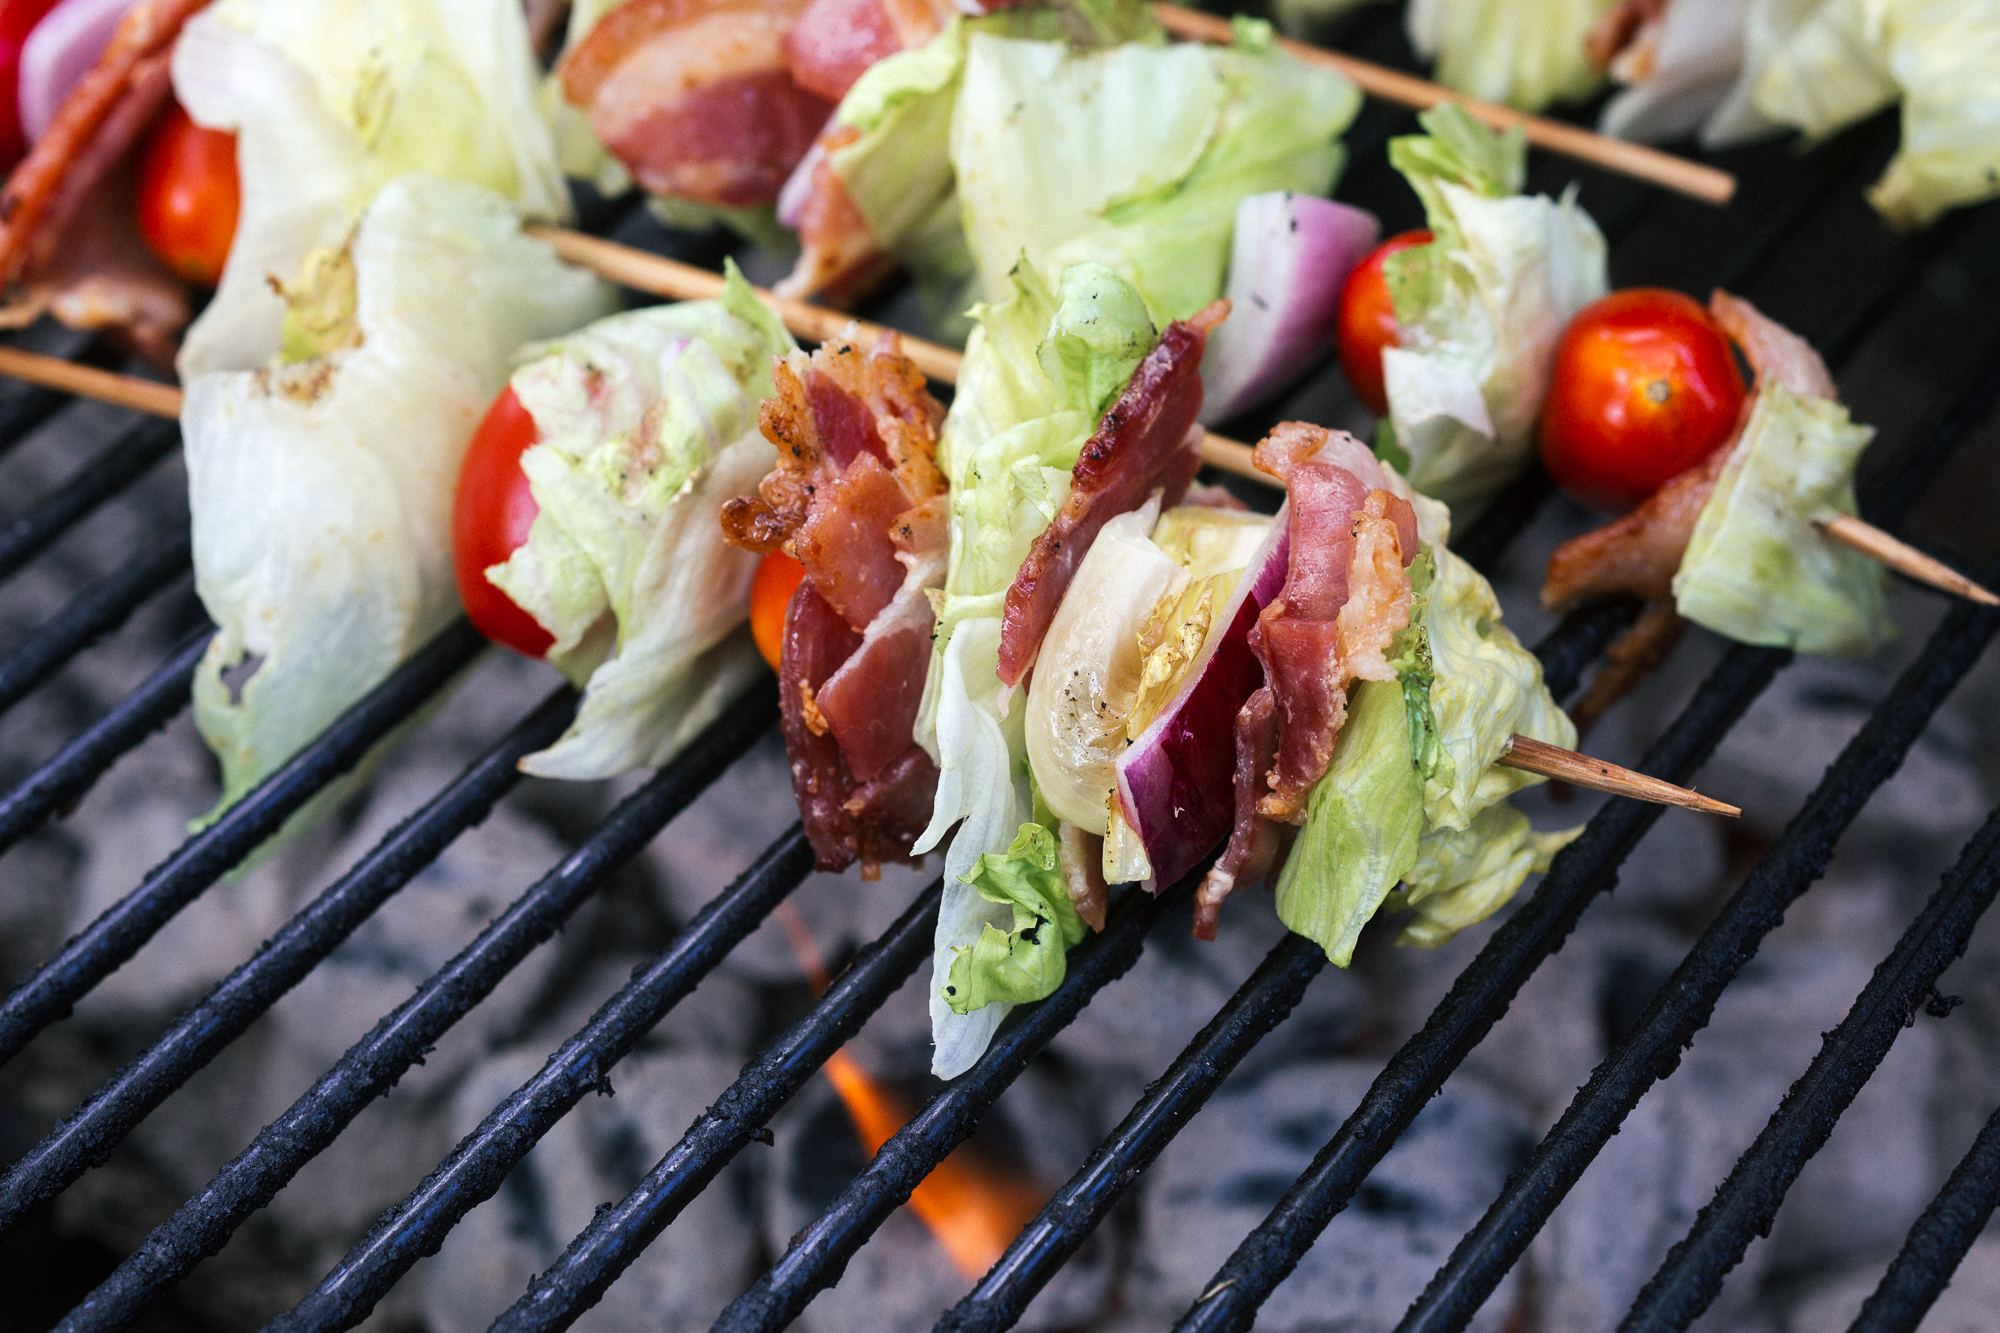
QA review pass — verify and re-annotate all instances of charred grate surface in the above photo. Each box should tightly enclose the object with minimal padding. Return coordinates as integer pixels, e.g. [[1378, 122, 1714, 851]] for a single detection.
[[0, 29, 1993, 1333], [1849, 1102, 2000, 1333], [1616, 787, 2000, 1332]]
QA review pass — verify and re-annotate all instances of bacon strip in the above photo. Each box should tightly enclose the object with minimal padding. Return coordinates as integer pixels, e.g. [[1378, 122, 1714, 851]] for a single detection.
[[1195, 425, 1416, 933], [563, 0, 831, 207], [725, 328, 947, 873], [995, 300, 1228, 687], [1542, 289, 1841, 727], [783, 0, 946, 101]]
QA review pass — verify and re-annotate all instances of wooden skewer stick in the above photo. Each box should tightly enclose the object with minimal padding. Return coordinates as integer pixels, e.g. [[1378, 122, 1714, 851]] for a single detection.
[[1150, 3, 1736, 207], [1816, 513, 1999, 607], [0, 345, 180, 418], [1498, 734, 1740, 817]]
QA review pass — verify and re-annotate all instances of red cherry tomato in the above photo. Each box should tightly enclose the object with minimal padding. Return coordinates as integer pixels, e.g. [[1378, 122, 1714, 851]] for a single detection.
[[750, 549, 805, 671], [1337, 228, 1432, 418], [1539, 288, 1748, 512], [135, 100, 239, 287], [452, 386, 555, 658], [0, 0, 62, 170]]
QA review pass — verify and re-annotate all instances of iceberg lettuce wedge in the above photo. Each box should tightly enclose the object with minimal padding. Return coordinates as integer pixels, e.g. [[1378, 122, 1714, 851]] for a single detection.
[[1381, 105, 1608, 511], [173, 0, 570, 379], [490, 265, 795, 778], [1673, 381, 1894, 657], [953, 18, 1360, 326], [916, 258, 1160, 1077], [945, 819, 1090, 1014], [184, 177, 616, 840]]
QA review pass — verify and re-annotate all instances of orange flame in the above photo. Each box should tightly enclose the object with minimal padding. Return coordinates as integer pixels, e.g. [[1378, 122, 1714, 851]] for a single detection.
[[775, 903, 1047, 1277]]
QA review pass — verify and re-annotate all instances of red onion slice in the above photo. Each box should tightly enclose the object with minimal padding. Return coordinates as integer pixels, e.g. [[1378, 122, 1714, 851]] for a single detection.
[[1199, 192, 1380, 424], [18, 0, 137, 146], [1113, 504, 1290, 890]]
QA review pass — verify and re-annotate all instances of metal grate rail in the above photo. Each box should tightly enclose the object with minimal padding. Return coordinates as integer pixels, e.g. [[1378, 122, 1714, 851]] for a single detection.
[[0, 18, 1996, 1333]]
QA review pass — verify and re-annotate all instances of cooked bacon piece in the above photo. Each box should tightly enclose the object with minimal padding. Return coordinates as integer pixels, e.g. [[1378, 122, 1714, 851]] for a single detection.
[[795, 451, 909, 629], [1569, 602, 1687, 732], [1544, 438, 1732, 613], [994, 301, 1228, 687], [563, 0, 831, 207], [1194, 688, 1288, 941], [784, 0, 946, 101], [727, 329, 947, 873], [1709, 289, 1837, 402], [1058, 823, 1109, 932], [814, 524, 946, 780], [721, 327, 945, 554]]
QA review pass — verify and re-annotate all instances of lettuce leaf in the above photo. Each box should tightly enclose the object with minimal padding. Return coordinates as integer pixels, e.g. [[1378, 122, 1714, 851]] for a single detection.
[[1406, 0, 1614, 111], [1421, 544, 1579, 829], [1753, 0, 2000, 228], [944, 820, 1090, 1014], [953, 20, 1360, 326], [184, 177, 616, 840], [1388, 802, 1581, 947], [1273, 678, 1428, 966], [173, 0, 570, 380], [489, 264, 795, 778], [1673, 382, 1894, 657], [1381, 105, 1608, 511], [826, 0, 1165, 332], [917, 258, 1159, 1076]]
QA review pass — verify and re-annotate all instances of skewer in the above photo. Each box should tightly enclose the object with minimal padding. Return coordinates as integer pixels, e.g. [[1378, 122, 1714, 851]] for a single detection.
[[1497, 734, 1740, 817], [0, 345, 181, 417], [1816, 513, 1999, 607], [10, 243, 1979, 617], [1150, 3, 1736, 207]]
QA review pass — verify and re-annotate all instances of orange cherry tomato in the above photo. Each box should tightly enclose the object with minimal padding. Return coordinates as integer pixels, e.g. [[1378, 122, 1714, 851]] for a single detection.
[[135, 100, 239, 287], [1539, 288, 1748, 513], [1337, 228, 1432, 417], [750, 549, 805, 671], [452, 386, 555, 658]]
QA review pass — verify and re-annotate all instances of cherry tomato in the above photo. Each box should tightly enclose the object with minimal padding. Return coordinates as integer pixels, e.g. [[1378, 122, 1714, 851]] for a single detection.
[[135, 100, 239, 287], [1337, 228, 1432, 417], [452, 386, 555, 658], [0, 0, 62, 170], [1539, 288, 1748, 512], [750, 549, 805, 672]]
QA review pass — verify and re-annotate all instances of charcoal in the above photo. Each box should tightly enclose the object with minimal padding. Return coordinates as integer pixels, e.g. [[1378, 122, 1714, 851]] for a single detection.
[[1129, 1060, 1533, 1332], [425, 1046, 758, 1333]]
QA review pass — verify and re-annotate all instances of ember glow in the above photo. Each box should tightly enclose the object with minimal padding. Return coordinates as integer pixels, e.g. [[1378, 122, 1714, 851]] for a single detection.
[[775, 904, 1048, 1277]]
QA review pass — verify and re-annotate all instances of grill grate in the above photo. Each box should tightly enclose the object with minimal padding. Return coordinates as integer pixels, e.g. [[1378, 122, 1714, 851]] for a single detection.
[[2, 13, 1998, 1333]]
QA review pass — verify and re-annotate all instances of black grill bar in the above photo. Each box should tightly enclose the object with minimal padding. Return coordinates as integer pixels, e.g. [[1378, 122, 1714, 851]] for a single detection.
[[0, 617, 487, 1071], [269, 826, 818, 1332], [0, 627, 209, 857], [0, 686, 578, 1236], [938, 932, 1328, 1333], [491, 875, 948, 1333], [0, 417, 179, 585], [1615, 796, 2000, 1332], [713, 871, 1199, 1333], [0, 533, 190, 719], [1849, 1103, 2000, 1333], [0, 380, 81, 465], [1394, 571, 2000, 1333], [54, 682, 777, 1333]]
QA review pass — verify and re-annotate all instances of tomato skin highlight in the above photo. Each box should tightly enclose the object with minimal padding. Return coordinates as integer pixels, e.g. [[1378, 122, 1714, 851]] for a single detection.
[[135, 100, 239, 287], [453, 386, 555, 659], [0, 0, 62, 170], [1337, 228, 1432, 417], [750, 549, 805, 672], [1539, 288, 1748, 513]]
